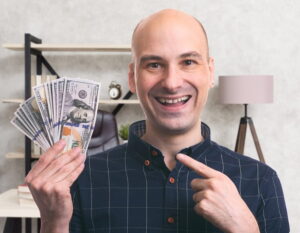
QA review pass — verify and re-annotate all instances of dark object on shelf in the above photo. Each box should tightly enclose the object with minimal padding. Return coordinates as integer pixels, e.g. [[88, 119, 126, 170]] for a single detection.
[[87, 110, 120, 156], [109, 81, 122, 99]]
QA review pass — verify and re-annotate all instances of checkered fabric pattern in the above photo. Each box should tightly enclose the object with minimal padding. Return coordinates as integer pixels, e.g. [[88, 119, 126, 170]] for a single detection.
[[70, 121, 289, 233]]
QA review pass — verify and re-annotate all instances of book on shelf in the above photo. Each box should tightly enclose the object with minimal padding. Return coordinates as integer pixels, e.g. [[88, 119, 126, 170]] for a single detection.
[[18, 183, 30, 193], [17, 183, 37, 207], [19, 198, 37, 207], [33, 143, 42, 157], [31, 75, 57, 89]]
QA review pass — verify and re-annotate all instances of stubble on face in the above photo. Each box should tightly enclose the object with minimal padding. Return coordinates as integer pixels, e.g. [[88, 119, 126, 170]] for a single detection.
[[129, 9, 214, 137]]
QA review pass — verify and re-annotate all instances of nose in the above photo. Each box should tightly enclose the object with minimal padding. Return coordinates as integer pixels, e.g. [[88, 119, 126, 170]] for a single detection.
[[160, 64, 183, 92]]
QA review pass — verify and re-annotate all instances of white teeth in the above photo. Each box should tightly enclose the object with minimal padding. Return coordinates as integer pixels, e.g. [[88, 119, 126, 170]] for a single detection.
[[157, 96, 190, 104]]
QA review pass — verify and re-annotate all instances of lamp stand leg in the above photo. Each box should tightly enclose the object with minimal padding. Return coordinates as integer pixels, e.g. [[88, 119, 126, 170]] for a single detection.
[[248, 118, 266, 163], [235, 117, 247, 154]]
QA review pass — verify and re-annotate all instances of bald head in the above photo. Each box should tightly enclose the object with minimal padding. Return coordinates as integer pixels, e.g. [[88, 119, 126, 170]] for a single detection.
[[131, 9, 209, 61]]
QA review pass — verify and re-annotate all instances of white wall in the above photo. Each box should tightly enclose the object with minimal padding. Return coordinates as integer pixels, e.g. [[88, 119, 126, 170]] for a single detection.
[[0, 0, 299, 232]]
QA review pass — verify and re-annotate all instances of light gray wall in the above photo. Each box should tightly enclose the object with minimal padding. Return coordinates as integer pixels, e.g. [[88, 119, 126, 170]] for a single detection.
[[0, 0, 299, 232]]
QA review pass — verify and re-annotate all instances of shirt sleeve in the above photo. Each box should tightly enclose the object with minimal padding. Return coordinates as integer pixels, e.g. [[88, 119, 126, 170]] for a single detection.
[[256, 170, 290, 233], [69, 181, 84, 233]]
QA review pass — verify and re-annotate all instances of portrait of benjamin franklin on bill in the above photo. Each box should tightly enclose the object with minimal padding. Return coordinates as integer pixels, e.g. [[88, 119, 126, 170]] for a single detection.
[[64, 99, 94, 124]]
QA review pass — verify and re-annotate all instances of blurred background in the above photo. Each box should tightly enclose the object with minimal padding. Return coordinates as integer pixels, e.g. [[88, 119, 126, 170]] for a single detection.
[[0, 0, 299, 232]]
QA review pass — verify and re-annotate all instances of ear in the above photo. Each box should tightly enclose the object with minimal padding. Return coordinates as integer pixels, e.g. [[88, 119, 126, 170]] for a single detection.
[[128, 63, 136, 93], [208, 57, 215, 88]]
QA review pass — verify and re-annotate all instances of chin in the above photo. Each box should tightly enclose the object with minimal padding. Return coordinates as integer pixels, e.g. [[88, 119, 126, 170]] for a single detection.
[[154, 118, 196, 135]]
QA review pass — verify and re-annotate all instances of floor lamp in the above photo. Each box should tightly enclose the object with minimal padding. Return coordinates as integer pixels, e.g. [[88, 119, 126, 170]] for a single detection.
[[218, 75, 273, 163]]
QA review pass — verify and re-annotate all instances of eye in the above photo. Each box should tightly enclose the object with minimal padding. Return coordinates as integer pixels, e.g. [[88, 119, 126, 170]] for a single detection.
[[147, 63, 161, 69], [183, 59, 196, 65]]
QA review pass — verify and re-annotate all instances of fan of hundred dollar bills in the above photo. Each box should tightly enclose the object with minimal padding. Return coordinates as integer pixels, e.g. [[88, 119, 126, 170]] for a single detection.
[[11, 78, 101, 154]]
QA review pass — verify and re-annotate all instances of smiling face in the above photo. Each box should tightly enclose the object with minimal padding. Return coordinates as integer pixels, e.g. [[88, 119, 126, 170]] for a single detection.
[[129, 10, 214, 136]]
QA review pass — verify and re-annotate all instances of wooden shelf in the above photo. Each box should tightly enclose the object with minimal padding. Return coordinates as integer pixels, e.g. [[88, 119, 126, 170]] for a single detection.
[[3, 43, 131, 52], [2, 98, 139, 105], [6, 152, 40, 159], [2, 98, 23, 104]]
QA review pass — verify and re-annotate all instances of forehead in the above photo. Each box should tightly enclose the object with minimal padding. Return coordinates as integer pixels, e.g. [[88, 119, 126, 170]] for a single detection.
[[132, 14, 207, 60]]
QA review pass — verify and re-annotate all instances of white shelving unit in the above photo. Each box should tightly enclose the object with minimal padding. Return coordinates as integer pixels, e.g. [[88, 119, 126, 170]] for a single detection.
[[6, 152, 40, 159], [2, 36, 135, 232], [3, 43, 131, 52]]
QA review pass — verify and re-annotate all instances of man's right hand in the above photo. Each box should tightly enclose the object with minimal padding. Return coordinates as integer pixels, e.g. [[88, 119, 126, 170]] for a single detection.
[[25, 140, 86, 233]]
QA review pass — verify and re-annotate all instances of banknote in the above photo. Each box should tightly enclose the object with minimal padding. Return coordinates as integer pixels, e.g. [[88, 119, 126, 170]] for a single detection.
[[44, 82, 54, 134], [11, 77, 100, 154], [60, 78, 100, 153], [52, 79, 65, 143], [33, 84, 54, 145], [11, 114, 48, 151], [22, 96, 51, 148], [13, 98, 50, 150]]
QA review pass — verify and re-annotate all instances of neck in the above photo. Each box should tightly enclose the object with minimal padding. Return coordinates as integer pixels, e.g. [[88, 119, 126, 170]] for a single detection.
[[141, 121, 203, 170]]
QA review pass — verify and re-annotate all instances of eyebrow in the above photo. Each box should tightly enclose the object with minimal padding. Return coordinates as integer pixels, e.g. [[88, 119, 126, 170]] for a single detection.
[[179, 51, 203, 60], [140, 55, 163, 64], [139, 51, 203, 64]]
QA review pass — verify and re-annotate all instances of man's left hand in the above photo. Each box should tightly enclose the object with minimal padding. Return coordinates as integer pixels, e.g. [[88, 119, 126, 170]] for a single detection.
[[176, 153, 260, 233]]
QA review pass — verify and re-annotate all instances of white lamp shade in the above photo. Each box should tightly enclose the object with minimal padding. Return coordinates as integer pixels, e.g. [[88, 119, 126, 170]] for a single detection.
[[218, 75, 273, 104]]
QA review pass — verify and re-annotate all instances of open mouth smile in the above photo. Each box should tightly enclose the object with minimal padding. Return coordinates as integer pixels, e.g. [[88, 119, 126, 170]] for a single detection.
[[155, 95, 191, 106]]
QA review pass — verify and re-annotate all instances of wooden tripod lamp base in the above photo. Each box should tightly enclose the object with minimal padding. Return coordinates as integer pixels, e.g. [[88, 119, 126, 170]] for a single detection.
[[218, 75, 273, 163], [234, 104, 266, 163]]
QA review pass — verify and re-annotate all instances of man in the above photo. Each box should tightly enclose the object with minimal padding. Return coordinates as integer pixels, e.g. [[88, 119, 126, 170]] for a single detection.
[[25, 9, 289, 233], [63, 99, 95, 124]]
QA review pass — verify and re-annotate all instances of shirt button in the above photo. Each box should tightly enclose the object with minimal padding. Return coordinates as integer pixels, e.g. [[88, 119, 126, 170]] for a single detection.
[[144, 160, 151, 166], [167, 217, 175, 224], [151, 150, 158, 156], [169, 177, 175, 184]]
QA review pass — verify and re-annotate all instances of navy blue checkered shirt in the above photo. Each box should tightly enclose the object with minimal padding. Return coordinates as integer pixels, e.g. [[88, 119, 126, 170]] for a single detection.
[[70, 121, 289, 233]]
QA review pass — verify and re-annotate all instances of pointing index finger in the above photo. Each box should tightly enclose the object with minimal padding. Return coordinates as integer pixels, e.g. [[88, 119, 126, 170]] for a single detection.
[[176, 153, 219, 178]]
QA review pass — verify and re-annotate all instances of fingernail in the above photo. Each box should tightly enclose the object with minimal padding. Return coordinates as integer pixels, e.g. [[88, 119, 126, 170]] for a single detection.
[[176, 153, 184, 159]]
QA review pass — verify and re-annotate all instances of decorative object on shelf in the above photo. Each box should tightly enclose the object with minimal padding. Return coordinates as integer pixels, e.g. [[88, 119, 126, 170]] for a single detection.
[[218, 75, 273, 163], [108, 81, 122, 99], [31, 75, 56, 90], [118, 124, 130, 143]]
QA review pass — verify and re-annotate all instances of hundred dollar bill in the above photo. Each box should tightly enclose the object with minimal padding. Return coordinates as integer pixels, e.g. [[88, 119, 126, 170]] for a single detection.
[[44, 82, 54, 134], [52, 79, 65, 143], [33, 84, 54, 145], [22, 96, 51, 148], [11, 115, 48, 151], [14, 108, 47, 149], [51, 81, 57, 140], [17, 102, 51, 150], [60, 78, 100, 153]]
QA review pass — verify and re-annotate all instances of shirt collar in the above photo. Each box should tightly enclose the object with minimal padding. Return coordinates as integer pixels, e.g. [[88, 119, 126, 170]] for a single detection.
[[127, 120, 212, 166]]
